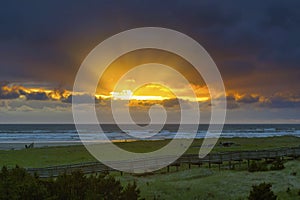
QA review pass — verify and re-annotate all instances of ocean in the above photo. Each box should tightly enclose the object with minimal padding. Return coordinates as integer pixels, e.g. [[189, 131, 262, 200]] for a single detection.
[[0, 124, 300, 149]]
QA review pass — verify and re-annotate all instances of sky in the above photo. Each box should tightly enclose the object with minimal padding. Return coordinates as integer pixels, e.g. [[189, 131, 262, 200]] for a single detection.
[[0, 0, 299, 123]]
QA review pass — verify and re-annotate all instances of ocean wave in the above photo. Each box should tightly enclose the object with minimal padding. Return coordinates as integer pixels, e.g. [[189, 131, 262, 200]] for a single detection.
[[0, 124, 299, 144]]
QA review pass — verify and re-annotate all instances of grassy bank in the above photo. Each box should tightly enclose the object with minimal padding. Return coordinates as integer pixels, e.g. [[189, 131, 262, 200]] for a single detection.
[[117, 159, 300, 199], [1, 136, 300, 199], [0, 136, 299, 168]]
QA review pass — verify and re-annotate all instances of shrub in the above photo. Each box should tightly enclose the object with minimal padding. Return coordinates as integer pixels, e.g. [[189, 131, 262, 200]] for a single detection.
[[270, 158, 285, 170], [0, 166, 141, 200], [0, 166, 48, 200], [248, 161, 268, 172], [122, 181, 141, 200], [291, 171, 297, 176], [248, 182, 277, 200]]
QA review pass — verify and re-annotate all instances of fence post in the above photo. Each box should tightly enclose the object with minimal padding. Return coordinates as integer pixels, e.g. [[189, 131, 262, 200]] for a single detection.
[[229, 153, 232, 169]]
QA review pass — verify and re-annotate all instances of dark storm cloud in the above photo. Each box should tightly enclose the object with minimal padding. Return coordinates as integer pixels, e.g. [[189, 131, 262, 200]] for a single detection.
[[226, 95, 239, 109], [25, 92, 49, 101], [226, 94, 300, 109], [0, 0, 299, 100], [225, 93, 300, 109], [0, 85, 52, 101], [61, 94, 96, 104], [260, 96, 300, 108], [162, 98, 180, 108], [0, 83, 63, 101], [236, 95, 260, 104], [0, 87, 19, 99], [0, 82, 20, 99], [161, 98, 195, 110]]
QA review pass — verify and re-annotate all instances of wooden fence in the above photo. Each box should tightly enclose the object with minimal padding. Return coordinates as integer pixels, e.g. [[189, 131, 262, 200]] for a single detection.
[[26, 146, 300, 178]]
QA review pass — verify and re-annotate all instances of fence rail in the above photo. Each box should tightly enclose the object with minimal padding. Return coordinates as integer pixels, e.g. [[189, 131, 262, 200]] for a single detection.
[[26, 146, 300, 177]]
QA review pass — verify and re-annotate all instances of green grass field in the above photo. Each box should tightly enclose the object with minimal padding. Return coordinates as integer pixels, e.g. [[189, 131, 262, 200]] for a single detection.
[[0, 136, 299, 168]]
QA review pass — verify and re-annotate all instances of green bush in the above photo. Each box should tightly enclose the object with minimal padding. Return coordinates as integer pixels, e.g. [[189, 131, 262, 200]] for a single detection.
[[248, 161, 268, 172], [248, 182, 277, 200], [270, 158, 285, 170], [0, 166, 48, 200], [0, 166, 141, 200]]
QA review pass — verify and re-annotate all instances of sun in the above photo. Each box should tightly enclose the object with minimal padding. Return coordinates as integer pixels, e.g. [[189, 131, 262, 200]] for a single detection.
[[109, 83, 176, 101]]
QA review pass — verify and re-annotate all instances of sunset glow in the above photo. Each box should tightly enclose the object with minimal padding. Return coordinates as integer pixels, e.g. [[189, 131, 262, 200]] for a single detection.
[[0, 0, 298, 124]]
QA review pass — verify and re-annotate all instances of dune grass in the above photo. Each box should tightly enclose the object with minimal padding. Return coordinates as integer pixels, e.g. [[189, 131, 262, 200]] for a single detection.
[[116, 159, 300, 199]]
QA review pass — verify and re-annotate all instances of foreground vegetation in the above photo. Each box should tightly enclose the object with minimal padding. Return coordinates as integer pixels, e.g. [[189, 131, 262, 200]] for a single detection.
[[0, 166, 140, 200], [1, 136, 300, 199], [248, 182, 277, 200], [1, 159, 300, 199], [116, 159, 300, 199]]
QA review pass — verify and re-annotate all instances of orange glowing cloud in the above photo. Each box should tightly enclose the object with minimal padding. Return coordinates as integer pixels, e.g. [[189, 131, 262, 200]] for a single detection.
[[96, 49, 206, 97]]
